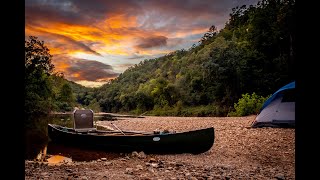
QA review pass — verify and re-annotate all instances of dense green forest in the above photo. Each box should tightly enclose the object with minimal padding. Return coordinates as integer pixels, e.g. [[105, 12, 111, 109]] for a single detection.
[[25, 0, 295, 122]]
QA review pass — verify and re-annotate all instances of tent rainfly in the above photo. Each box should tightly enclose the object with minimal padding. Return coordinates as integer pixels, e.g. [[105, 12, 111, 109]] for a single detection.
[[251, 81, 295, 128]]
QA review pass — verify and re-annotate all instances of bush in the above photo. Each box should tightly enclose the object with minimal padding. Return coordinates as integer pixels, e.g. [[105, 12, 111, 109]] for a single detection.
[[228, 92, 270, 117], [146, 104, 225, 117]]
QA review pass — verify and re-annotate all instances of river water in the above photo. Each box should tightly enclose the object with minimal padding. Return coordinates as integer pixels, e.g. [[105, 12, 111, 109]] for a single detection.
[[25, 113, 129, 162]]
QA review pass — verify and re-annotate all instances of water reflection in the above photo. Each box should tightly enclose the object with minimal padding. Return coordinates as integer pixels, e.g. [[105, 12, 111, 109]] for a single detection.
[[48, 113, 119, 128], [46, 155, 72, 164], [46, 142, 125, 162], [25, 113, 131, 162]]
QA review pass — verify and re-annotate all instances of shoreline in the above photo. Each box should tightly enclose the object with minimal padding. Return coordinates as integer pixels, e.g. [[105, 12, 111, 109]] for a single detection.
[[25, 115, 295, 179]]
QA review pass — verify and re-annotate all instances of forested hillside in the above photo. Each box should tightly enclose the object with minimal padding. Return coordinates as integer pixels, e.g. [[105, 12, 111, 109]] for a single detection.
[[90, 0, 295, 116], [25, 0, 295, 120]]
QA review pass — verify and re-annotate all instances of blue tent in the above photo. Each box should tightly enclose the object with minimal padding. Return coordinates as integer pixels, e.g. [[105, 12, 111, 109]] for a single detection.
[[260, 81, 295, 111], [252, 81, 295, 128]]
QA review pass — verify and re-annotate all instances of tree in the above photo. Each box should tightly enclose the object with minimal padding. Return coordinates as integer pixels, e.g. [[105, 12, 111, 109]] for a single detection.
[[57, 83, 76, 111], [199, 25, 218, 44], [25, 36, 54, 75], [25, 36, 55, 120]]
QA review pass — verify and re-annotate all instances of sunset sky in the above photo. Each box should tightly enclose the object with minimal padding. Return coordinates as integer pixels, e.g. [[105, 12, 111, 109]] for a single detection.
[[25, 0, 259, 87]]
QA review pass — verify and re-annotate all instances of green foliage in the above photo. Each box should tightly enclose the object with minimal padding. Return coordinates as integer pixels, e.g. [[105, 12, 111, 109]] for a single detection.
[[228, 92, 270, 117], [57, 83, 76, 111], [47, 0, 295, 117], [25, 36, 55, 120], [87, 99, 101, 113], [146, 104, 225, 117], [25, 36, 85, 118]]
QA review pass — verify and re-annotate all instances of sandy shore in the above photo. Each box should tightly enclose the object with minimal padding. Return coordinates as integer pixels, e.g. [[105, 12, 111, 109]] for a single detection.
[[25, 115, 295, 179]]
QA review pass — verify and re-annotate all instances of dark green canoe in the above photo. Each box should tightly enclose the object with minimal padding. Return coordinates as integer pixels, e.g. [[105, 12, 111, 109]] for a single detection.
[[48, 123, 214, 154]]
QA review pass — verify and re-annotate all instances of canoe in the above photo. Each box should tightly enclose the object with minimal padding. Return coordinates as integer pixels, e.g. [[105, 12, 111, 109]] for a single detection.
[[48, 124, 215, 154]]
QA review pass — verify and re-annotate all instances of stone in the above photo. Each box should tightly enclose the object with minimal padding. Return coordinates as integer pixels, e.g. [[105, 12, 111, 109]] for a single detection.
[[125, 168, 134, 175], [136, 165, 143, 170]]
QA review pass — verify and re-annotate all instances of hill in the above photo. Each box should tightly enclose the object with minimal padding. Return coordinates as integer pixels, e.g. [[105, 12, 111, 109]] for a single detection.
[[87, 0, 295, 116]]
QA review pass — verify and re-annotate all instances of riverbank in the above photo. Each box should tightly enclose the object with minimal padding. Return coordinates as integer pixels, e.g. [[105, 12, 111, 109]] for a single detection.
[[25, 115, 295, 179]]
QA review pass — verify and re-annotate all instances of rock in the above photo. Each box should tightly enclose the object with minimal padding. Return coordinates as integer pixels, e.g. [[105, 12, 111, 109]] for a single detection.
[[125, 168, 134, 175], [140, 174, 152, 180], [131, 151, 139, 157], [138, 151, 147, 159], [151, 163, 158, 168], [176, 162, 184, 167], [136, 165, 143, 170], [40, 172, 48, 176], [101, 158, 107, 161], [149, 158, 157, 163], [148, 167, 155, 173], [275, 173, 285, 180], [104, 162, 112, 166], [120, 158, 127, 161]]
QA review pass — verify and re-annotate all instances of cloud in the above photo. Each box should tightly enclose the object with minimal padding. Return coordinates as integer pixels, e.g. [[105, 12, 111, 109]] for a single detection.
[[134, 36, 168, 50], [53, 55, 119, 82], [68, 60, 118, 81], [127, 54, 146, 60], [25, 0, 143, 27], [26, 25, 102, 56]]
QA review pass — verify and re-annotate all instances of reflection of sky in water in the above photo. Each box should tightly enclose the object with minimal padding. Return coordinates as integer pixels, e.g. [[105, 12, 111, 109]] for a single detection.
[[47, 155, 72, 165], [34, 142, 124, 163]]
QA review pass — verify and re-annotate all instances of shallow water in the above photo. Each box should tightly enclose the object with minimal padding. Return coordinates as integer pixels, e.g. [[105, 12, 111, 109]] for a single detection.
[[46, 155, 72, 164], [25, 114, 125, 162], [35, 142, 125, 164]]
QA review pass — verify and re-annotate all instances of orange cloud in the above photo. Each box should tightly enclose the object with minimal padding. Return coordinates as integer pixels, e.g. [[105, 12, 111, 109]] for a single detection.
[[103, 13, 138, 29], [26, 13, 160, 58], [53, 60, 70, 73]]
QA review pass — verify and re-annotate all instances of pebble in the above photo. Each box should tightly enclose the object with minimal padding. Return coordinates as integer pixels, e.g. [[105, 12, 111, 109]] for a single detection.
[[25, 116, 294, 180]]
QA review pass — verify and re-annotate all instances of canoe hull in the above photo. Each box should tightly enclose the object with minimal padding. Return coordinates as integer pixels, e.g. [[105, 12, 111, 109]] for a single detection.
[[48, 124, 214, 154]]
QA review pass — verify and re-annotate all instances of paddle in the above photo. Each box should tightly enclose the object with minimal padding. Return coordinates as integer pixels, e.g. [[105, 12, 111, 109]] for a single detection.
[[110, 123, 125, 135]]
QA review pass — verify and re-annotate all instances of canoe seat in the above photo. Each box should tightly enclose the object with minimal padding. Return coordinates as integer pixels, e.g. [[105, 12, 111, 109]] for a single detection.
[[73, 109, 96, 133]]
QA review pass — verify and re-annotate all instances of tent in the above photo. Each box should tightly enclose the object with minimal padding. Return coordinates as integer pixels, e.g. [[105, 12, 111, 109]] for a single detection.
[[251, 81, 295, 128]]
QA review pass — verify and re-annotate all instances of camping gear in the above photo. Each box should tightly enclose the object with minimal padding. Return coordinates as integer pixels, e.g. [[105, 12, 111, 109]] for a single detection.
[[47, 109, 215, 154], [251, 81, 295, 128], [73, 109, 97, 132]]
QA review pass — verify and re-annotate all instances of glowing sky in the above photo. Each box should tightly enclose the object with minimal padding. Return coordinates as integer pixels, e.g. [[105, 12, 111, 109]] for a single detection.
[[25, 0, 259, 87]]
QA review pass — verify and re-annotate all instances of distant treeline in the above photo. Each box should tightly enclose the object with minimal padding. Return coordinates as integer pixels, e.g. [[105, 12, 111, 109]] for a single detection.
[[25, 0, 295, 120]]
